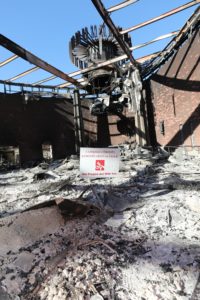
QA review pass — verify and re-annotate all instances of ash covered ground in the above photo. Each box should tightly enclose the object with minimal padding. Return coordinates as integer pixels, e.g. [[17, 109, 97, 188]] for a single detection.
[[1, 146, 200, 300]]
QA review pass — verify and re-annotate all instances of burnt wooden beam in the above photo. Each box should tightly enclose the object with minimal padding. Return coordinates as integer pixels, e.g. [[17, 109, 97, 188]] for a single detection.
[[91, 0, 138, 67], [0, 34, 82, 87]]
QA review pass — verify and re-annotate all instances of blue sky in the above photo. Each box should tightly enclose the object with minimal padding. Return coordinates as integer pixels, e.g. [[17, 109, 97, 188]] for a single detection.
[[0, 0, 199, 86]]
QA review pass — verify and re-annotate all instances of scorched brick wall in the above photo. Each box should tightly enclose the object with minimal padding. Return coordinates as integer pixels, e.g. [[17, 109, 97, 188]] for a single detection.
[[149, 28, 200, 148]]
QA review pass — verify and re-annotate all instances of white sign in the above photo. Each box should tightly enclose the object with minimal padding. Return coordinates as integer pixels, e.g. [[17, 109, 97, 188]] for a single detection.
[[80, 147, 120, 178]]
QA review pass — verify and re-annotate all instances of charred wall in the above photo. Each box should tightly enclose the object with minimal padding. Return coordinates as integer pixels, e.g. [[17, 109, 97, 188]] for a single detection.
[[0, 93, 136, 164], [0, 93, 75, 164], [81, 99, 136, 147], [148, 27, 200, 148]]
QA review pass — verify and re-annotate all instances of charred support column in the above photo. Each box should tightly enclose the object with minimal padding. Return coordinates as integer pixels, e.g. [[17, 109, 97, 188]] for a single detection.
[[73, 90, 85, 153], [135, 112, 141, 145], [138, 96, 147, 147], [142, 89, 150, 145], [139, 112, 147, 146], [131, 69, 146, 146], [135, 106, 147, 146]]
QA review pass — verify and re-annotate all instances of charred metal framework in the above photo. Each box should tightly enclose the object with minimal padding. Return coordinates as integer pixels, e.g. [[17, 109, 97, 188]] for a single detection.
[[69, 24, 132, 90], [0, 34, 81, 88], [142, 6, 200, 78], [0, 0, 199, 92]]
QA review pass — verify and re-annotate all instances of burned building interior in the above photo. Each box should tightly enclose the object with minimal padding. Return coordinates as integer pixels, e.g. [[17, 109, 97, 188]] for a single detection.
[[0, 0, 200, 299]]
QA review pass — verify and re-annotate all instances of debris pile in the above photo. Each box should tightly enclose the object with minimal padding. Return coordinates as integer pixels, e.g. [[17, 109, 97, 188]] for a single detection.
[[1, 146, 200, 299]]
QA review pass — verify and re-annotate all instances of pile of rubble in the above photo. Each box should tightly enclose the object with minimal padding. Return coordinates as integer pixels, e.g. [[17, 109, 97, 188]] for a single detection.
[[1, 145, 200, 299]]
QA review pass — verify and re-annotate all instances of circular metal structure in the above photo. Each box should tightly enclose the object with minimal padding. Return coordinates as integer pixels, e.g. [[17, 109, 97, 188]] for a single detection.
[[69, 24, 137, 117], [69, 24, 132, 68], [69, 24, 132, 93]]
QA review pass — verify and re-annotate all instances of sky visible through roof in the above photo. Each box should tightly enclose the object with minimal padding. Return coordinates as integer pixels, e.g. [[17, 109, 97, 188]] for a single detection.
[[0, 0, 199, 87]]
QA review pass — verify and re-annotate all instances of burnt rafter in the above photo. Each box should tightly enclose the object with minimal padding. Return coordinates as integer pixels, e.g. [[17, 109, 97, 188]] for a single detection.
[[91, 0, 138, 68], [0, 34, 82, 88], [0, 2, 199, 90]]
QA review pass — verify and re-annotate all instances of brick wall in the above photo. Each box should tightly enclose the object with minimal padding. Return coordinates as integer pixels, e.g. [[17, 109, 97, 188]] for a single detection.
[[149, 28, 200, 148]]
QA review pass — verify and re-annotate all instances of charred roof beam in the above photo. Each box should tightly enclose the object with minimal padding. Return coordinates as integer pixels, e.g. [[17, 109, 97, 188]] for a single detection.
[[91, 0, 138, 68], [0, 34, 82, 88]]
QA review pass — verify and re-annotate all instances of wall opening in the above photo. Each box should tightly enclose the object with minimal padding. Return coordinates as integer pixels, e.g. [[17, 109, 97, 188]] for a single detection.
[[0, 146, 20, 168], [42, 143, 53, 161]]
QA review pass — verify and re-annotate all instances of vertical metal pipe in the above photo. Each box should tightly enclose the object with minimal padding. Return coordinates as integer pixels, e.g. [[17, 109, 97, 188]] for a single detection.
[[73, 90, 85, 153]]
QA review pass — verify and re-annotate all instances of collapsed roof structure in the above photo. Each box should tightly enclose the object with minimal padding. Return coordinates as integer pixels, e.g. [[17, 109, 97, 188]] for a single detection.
[[0, 1, 199, 87]]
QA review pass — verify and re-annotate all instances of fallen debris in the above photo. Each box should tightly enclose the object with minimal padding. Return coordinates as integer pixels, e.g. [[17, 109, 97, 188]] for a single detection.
[[1, 147, 200, 299], [55, 196, 99, 218]]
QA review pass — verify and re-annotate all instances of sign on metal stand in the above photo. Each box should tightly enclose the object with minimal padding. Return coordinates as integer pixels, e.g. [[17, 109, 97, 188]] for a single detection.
[[80, 147, 120, 178]]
